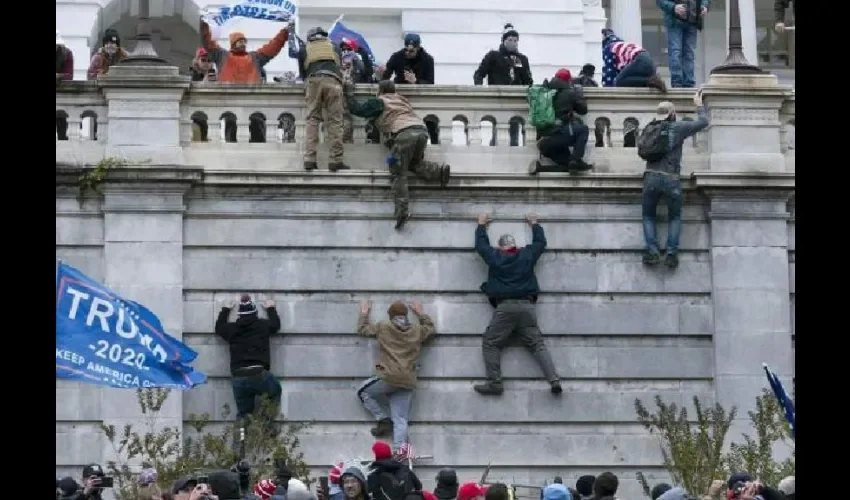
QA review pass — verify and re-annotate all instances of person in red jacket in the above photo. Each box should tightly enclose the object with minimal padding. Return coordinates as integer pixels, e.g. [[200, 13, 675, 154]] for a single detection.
[[200, 20, 289, 83]]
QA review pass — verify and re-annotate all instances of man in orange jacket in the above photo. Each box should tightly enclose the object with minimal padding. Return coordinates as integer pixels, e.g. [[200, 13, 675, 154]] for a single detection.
[[200, 20, 290, 83]]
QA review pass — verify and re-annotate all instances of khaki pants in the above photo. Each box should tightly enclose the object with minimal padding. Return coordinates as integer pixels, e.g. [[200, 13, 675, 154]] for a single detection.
[[304, 76, 345, 163], [390, 126, 444, 217], [342, 99, 354, 143]]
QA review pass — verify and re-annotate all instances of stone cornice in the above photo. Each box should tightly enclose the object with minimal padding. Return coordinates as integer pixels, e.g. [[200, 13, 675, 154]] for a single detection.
[[56, 165, 203, 187], [692, 171, 795, 192]]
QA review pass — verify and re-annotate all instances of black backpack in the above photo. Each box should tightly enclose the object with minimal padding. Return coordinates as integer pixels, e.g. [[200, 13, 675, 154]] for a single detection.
[[637, 119, 672, 162], [371, 469, 415, 500]]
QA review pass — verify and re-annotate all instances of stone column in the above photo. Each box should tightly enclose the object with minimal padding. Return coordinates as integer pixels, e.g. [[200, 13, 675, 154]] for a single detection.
[[98, 168, 201, 467], [582, 0, 606, 81], [694, 174, 794, 448], [608, 0, 642, 46], [726, 0, 758, 67], [701, 74, 792, 172], [97, 64, 190, 164]]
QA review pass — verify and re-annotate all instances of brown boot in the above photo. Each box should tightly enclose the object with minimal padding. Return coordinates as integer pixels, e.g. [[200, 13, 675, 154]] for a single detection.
[[370, 418, 393, 437], [647, 75, 668, 93], [303, 161, 318, 171], [329, 162, 351, 172], [439, 164, 451, 187]]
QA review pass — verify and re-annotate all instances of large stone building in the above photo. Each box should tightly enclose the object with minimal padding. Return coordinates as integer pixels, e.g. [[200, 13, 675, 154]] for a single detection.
[[57, 0, 794, 86], [56, 0, 795, 497]]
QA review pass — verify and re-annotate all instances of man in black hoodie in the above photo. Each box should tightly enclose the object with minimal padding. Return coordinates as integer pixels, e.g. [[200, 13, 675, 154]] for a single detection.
[[215, 294, 282, 421], [473, 213, 561, 396], [367, 441, 423, 500], [588, 472, 618, 500], [529, 68, 593, 176], [473, 24, 533, 86], [382, 33, 435, 85], [433, 469, 459, 500]]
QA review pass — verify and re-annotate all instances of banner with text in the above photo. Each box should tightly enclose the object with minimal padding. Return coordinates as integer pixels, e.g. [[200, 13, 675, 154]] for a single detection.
[[56, 262, 207, 390], [202, 0, 297, 39]]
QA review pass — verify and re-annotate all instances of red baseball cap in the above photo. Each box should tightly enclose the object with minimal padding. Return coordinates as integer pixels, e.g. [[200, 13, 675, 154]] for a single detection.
[[554, 68, 572, 81]]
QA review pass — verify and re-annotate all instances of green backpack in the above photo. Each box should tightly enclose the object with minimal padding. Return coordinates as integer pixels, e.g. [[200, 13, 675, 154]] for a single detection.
[[527, 85, 558, 129]]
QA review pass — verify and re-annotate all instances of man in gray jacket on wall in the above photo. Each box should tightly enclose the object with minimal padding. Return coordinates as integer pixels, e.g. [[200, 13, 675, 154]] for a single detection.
[[641, 90, 709, 270]]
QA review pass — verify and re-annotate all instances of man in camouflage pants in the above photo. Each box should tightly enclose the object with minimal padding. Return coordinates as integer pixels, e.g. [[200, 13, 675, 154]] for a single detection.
[[344, 80, 450, 229]]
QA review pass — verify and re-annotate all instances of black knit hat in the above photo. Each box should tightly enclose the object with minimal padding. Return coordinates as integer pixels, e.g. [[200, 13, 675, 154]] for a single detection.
[[237, 294, 258, 316], [102, 28, 120, 46], [502, 23, 519, 41]]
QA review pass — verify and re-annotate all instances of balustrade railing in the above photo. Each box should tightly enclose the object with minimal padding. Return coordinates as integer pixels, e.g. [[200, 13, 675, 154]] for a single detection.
[[55, 80, 796, 174]]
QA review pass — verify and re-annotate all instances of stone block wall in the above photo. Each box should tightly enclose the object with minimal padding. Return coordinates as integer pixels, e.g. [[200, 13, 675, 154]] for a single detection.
[[57, 170, 795, 498]]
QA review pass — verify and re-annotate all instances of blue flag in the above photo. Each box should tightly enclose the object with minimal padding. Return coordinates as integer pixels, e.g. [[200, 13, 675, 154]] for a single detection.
[[762, 362, 795, 440], [56, 262, 207, 390], [328, 18, 377, 65]]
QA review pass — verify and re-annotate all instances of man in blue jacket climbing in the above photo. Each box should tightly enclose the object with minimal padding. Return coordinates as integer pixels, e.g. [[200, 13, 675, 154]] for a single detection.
[[473, 212, 561, 396]]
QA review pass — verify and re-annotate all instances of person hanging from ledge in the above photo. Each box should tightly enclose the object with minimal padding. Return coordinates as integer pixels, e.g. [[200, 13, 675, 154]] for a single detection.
[[473, 213, 562, 396], [638, 90, 709, 270], [215, 295, 282, 432], [529, 68, 593, 176], [355, 300, 436, 453], [199, 18, 289, 84], [601, 28, 667, 92], [292, 25, 351, 172], [344, 80, 450, 229]]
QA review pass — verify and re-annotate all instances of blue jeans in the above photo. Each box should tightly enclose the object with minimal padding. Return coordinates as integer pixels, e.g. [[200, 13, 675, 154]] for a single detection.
[[357, 376, 414, 450], [614, 52, 656, 87], [642, 172, 683, 256], [231, 370, 282, 419], [666, 24, 698, 88]]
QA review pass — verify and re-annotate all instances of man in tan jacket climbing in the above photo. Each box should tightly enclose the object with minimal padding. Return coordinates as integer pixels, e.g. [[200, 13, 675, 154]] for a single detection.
[[356, 300, 436, 453]]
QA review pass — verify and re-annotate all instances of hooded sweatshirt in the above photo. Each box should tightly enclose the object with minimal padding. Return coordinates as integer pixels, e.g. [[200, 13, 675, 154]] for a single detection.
[[356, 311, 436, 389], [214, 308, 282, 375], [341, 466, 369, 500], [542, 484, 572, 500], [367, 459, 423, 496], [433, 469, 459, 500]]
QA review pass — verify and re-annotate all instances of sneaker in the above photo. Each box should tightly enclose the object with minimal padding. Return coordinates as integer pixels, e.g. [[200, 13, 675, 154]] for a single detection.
[[303, 161, 318, 171], [329, 162, 351, 172], [643, 252, 661, 266], [550, 380, 563, 395], [647, 75, 668, 93], [370, 418, 393, 437], [528, 160, 541, 176], [665, 253, 679, 269], [440, 164, 451, 187], [395, 212, 411, 230], [473, 381, 504, 396]]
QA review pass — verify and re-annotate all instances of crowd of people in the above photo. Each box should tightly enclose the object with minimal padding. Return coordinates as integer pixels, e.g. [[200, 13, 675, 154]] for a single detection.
[[55, 451, 797, 500]]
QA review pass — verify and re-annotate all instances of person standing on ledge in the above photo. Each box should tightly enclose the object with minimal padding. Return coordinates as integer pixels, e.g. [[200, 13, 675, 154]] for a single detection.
[[199, 19, 290, 84], [638, 90, 709, 269], [215, 295, 282, 427], [473, 213, 561, 396], [473, 23, 533, 86], [657, 0, 709, 88], [356, 300, 436, 453], [292, 25, 351, 173], [344, 80, 450, 229]]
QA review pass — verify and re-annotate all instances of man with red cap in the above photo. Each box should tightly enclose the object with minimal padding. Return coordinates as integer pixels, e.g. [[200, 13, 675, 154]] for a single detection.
[[366, 441, 423, 500], [529, 68, 593, 176]]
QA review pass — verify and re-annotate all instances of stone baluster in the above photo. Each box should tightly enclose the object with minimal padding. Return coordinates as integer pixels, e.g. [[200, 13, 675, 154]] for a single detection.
[[98, 65, 190, 163]]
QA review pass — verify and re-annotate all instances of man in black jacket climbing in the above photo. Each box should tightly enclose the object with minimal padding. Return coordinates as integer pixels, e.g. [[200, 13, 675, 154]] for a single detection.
[[473, 24, 533, 86], [215, 294, 282, 421], [529, 68, 593, 176], [473, 213, 561, 396]]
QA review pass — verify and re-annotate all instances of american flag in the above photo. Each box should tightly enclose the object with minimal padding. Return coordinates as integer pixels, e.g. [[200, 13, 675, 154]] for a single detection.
[[601, 30, 646, 87]]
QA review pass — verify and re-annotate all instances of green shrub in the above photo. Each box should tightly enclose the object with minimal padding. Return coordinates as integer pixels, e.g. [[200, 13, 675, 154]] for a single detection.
[[101, 388, 311, 500]]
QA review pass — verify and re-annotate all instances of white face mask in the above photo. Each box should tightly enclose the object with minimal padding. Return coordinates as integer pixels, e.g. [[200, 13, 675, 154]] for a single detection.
[[104, 43, 118, 55]]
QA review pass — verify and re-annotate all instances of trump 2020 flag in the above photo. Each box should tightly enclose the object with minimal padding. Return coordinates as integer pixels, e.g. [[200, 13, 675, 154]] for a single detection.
[[763, 362, 795, 440], [56, 261, 207, 390], [329, 16, 378, 65]]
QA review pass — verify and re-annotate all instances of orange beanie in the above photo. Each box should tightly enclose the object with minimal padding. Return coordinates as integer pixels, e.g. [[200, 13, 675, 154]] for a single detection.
[[229, 31, 246, 47]]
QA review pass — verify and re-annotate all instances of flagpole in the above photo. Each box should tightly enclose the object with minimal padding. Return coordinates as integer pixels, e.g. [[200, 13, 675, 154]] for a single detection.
[[56, 258, 62, 310], [328, 14, 344, 33]]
